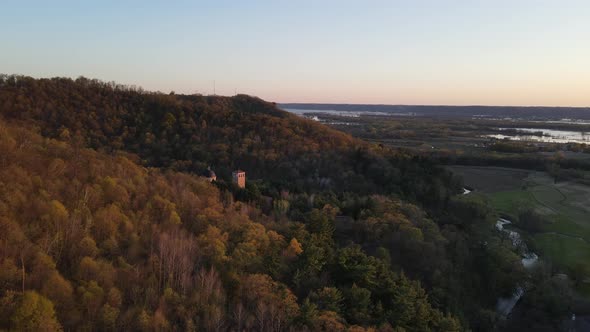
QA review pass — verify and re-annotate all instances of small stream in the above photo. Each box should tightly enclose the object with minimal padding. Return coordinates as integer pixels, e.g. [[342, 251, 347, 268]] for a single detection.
[[461, 189, 539, 317], [495, 218, 539, 317]]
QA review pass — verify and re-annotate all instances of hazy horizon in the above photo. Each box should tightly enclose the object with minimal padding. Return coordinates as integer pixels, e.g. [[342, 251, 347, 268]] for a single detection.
[[2, 1, 590, 107]]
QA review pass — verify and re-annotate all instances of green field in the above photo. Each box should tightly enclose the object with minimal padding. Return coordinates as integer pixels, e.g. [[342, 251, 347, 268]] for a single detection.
[[533, 234, 590, 273], [450, 166, 590, 294]]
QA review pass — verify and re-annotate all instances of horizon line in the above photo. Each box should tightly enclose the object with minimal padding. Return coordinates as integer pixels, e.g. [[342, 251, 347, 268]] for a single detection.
[[4, 73, 589, 109], [278, 102, 590, 109]]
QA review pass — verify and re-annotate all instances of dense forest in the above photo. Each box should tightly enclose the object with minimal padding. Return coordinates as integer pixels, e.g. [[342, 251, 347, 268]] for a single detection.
[[0, 75, 459, 208], [0, 76, 528, 331]]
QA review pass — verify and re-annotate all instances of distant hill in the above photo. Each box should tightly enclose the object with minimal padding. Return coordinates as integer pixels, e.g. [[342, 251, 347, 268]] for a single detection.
[[0, 75, 460, 207], [280, 103, 590, 119]]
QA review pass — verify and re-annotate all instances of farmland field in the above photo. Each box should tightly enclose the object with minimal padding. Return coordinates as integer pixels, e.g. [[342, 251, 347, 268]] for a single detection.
[[447, 165, 530, 193], [449, 166, 590, 294]]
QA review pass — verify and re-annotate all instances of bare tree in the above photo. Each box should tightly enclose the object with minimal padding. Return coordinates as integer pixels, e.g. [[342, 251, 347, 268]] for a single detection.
[[232, 302, 249, 332], [157, 228, 199, 293]]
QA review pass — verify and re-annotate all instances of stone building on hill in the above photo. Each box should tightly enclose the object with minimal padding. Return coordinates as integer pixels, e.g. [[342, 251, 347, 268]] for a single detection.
[[232, 170, 246, 188]]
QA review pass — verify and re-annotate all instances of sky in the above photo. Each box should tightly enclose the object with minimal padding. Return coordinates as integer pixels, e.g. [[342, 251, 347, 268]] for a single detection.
[[1, 0, 589, 106]]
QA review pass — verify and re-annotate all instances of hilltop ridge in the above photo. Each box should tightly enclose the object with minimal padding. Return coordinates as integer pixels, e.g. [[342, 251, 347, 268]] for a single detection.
[[0, 75, 459, 206]]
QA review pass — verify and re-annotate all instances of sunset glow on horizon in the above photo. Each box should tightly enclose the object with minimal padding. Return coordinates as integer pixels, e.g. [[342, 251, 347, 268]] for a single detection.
[[2, 0, 589, 107]]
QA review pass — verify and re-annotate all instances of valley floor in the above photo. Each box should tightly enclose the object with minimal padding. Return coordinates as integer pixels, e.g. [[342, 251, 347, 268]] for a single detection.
[[449, 165, 590, 297]]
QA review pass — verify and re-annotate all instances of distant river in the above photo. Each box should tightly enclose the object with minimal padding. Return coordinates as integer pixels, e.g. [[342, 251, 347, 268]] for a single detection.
[[283, 108, 415, 118], [486, 128, 590, 144]]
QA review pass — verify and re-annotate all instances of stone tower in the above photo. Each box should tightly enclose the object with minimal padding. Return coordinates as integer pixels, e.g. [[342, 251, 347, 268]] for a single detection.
[[232, 170, 246, 188]]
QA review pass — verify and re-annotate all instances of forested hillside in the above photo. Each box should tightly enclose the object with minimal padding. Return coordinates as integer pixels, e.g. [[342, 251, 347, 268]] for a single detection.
[[0, 75, 460, 209], [0, 76, 526, 331]]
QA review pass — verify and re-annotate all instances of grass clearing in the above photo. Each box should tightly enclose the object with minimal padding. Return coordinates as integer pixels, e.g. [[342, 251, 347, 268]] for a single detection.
[[545, 216, 590, 241], [488, 190, 536, 219], [531, 233, 590, 271]]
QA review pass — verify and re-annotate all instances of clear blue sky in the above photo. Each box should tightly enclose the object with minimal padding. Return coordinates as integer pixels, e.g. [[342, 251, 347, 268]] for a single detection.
[[2, 1, 589, 106]]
